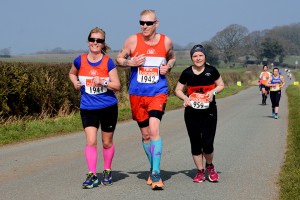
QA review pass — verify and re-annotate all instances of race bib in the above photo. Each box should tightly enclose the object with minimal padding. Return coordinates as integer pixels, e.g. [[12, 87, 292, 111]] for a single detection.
[[137, 67, 159, 84], [84, 79, 107, 94], [270, 84, 280, 91], [189, 93, 210, 109]]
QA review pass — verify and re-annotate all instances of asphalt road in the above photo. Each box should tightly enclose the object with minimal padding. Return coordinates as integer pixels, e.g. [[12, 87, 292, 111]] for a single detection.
[[0, 83, 289, 200]]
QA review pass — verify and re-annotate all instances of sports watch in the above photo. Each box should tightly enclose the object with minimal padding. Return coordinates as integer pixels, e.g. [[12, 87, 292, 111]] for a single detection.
[[103, 80, 108, 87]]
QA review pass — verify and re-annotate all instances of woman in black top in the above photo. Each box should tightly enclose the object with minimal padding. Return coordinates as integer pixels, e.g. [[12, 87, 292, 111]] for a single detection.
[[175, 44, 224, 183]]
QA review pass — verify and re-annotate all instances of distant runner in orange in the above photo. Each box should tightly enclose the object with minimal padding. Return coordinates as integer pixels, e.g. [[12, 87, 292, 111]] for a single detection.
[[259, 65, 271, 105]]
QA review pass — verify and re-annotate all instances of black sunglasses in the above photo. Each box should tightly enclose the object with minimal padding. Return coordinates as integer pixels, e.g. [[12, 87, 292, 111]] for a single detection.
[[88, 38, 105, 43], [139, 20, 157, 26]]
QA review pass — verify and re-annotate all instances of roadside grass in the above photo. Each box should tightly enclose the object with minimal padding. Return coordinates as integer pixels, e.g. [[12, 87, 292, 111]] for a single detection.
[[279, 70, 300, 200], [0, 83, 247, 147]]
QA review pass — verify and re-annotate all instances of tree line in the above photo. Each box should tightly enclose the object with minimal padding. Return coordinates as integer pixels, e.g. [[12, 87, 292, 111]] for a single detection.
[[174, 23, 300, 66], [1, 23, 299, 66]]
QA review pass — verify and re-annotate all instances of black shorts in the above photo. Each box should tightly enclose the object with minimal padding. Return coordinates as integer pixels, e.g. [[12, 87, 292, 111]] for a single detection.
[[80, 104, 118, 132], [261, 85, 270, 91], [137, 110, 164, 128]]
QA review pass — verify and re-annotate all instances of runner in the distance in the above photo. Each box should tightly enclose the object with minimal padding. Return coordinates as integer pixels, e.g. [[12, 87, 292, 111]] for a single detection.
[[266, 67, 285, 119], [175, 44, 224, 183], [116, 9, 176, 190], [258, 78, 262, 94], [259, 65, 271, 105]]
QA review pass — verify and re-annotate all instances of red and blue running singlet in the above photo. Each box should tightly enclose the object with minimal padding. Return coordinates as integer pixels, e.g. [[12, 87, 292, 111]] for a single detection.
[[74, 54, 118, 110], [129, 33, 168, 96]]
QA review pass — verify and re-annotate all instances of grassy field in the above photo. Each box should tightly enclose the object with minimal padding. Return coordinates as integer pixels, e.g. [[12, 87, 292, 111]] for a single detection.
[[283, 55, 300, 67], [0, 54, 76, 63]]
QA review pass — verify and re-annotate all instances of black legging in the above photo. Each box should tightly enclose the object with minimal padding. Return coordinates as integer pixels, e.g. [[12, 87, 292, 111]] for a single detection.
[[270, 90, 281, 108], [184, 105, 217, 155]]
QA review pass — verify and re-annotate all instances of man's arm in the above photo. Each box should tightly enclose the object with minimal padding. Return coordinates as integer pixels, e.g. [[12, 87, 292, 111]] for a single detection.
[[159, 36, 176, 75], [116, 37, 132, 68], [165, 36, 176, 71], [116, 35, 145, 67]]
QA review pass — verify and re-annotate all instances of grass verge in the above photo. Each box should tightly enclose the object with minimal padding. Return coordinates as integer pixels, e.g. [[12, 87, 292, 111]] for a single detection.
[[279, 70, 300, 200]]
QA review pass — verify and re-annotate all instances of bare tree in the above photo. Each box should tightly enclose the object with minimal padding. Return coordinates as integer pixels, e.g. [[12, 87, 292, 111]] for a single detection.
[[202, 41, 220, 66], [211, 24, 248, 63], [0, 47, 11, 57], [266, 23, 300, 55], [243, 31, 264, 62]]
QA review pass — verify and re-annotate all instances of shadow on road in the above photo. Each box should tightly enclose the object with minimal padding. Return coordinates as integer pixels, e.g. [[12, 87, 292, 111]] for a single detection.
[[178, 169, 223, 179], [95, 170, 129, 184], [128, 170, 178, 182]]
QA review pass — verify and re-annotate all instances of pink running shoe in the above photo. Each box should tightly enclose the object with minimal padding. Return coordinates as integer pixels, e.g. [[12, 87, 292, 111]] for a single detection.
[[206, 165, 219, 182], [193, 169, 205, 183]]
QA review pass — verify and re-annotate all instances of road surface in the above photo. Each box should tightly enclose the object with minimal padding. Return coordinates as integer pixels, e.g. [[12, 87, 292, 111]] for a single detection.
[[0, 83, 289, 200]]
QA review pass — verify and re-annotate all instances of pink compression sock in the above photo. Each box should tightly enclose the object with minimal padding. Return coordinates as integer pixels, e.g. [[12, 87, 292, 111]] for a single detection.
[[103, 144, 115, 170], [84, 145, 98, 174]]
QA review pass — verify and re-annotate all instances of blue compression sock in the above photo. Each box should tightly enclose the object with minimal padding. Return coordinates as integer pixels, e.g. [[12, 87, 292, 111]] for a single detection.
[[150, 138, 162, 173], [142, 141, 152, 170]]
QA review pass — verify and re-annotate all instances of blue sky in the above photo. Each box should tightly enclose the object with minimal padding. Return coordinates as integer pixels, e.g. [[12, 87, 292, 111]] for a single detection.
[[1, 0, 300, 55]]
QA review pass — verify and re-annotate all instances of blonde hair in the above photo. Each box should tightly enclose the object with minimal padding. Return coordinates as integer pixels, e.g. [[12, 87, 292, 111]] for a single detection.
[[140, 9, 157, 19], [88, 27, 111, 54]]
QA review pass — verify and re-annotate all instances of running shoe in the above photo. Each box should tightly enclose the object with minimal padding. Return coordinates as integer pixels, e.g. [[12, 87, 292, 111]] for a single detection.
[[101, 169, 113, 185], [82, 172, 98, 189], [272, 112, 275, 117], [274, 114, 278, 119], [146, 176, 152, 185], [150, 171, 164, 190], [193, 169, 205, 183], [146, 168, 153, 185], [206, 165, 219, 182]]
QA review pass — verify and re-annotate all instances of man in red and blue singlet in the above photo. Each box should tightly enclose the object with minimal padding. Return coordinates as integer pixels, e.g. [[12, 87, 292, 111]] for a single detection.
[[116, 9, 176, 190]]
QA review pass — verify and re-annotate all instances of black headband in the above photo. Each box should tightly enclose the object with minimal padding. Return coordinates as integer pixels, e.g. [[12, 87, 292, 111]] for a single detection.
[[190, 44, 206, 58]]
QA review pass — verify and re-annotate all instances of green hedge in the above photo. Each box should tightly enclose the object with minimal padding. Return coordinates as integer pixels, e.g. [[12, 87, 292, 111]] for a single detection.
[[0, 61, 257, 122], [0, 61, 78, 118]]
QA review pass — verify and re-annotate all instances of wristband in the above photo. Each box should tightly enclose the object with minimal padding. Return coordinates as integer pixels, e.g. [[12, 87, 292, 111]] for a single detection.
[[213, 90, 217, 95]]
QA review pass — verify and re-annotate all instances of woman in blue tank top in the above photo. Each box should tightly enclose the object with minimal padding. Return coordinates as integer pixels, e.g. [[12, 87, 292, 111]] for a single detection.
[[266, 67, 285, 119]]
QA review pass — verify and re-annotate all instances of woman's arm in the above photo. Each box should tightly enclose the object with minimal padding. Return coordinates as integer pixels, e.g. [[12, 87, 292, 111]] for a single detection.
[[69, 64, 82, 90], [175, 82, 190, 107]]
